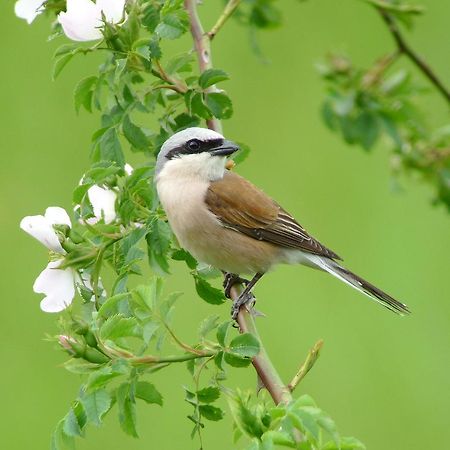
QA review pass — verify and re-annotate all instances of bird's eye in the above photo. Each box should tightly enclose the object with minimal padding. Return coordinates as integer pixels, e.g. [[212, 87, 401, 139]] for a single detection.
[[187, 139, 201, 151]]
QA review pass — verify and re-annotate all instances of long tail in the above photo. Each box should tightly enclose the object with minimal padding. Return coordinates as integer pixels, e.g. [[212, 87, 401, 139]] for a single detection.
[[305, 255, 410, 315]]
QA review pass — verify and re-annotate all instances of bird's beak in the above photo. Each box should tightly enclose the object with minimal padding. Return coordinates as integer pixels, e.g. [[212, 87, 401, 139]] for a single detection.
[[209, 140, 239, 157]]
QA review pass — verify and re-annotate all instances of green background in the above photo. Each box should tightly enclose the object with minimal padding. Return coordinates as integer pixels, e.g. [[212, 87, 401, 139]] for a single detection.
[[1, 0, 449, 448]]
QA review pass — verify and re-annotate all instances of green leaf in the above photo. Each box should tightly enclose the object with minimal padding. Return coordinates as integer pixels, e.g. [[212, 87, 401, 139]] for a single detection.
[[205, 92, 233, 119], [198, 69, 230, 89], [148, 35, 162, 59], [63, 406, 84, 437], [86, 364, 128, 390], [98, 128, 125, 166], [199, 404, 224, 421], [232, 142, 251, 165], [322, 436, 366, 450], [100, 315, 141, 341], [54, 43, 79, 58], [197, 386, 220, 403], [229, 333, 260, 357], [216, 321, 231, 347], [156, 11, 189, 39], [135, 381, 163, 406], [224, 352, 251, 368], [74, 76, 98, 113], [122, 115, 150, 150], [53, 53, 74, 80], [354, 112, 380, 151], [117, 383, 138, 437], [171, 248, 197, 269], [193, 274, 226, 305], [80, 389, 111, 426], [52, 419, 75, 450], [146, 219, 172, 275], [98, 293, 130, 317], [198, 314, 220, 337]]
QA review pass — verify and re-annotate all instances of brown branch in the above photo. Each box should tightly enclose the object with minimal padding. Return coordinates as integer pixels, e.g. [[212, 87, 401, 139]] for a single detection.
[[377, 8, 450, 103], [184, 0, 223, 133], [229, 284, 294, 406]]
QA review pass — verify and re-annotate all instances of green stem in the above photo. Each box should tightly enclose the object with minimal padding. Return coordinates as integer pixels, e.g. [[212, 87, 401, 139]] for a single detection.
[[131, 351, 215, 365], [208, 0, 241, 40]]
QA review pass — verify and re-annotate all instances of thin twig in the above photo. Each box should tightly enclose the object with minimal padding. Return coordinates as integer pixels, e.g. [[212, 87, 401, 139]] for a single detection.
[[184, 0, 223, 133], [288, 340, 323, 392], [377, 8, 450, 103], [207, 0, 241, 40]]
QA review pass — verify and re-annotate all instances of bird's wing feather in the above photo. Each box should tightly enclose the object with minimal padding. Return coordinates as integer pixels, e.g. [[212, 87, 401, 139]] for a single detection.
[[205, 171, 342, 260]]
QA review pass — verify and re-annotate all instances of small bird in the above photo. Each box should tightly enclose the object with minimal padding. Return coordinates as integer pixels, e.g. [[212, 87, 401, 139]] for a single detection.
[[156, 127, 409, 319]]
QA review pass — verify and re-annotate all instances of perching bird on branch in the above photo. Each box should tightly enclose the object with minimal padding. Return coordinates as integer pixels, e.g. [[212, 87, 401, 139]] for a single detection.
[[156, 127, 410, 319]]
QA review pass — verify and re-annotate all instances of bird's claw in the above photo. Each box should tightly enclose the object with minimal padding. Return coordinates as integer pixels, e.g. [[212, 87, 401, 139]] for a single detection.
[[223, 273, 249, 299], [231, 291, 256, 320]]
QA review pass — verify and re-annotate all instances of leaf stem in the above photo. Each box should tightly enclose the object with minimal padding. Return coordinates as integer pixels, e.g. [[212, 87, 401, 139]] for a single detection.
[[376, 7, 450, 103], [131, 351, 215, 365], [207, 0, 241, 40]]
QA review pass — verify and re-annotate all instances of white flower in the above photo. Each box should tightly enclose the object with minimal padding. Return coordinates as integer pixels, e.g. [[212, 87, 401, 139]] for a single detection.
[[58, 0, 126, 42], [20, 207, 71, 253], [14, 0, 45, 24], [33, 260, 75, 312], [21, 206, 102, 313], [87, 185, 117, 224]]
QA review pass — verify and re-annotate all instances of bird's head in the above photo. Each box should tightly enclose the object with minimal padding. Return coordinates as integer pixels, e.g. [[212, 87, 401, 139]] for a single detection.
[[156, 127, 239, 181]]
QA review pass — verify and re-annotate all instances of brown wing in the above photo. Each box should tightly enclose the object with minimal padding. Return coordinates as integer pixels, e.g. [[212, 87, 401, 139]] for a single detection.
[[205, 171, 342, 260]]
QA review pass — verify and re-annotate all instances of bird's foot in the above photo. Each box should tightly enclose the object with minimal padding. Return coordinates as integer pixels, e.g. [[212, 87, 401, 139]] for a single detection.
[[223, 273, 249, 299], [231, 291, 256, 321]]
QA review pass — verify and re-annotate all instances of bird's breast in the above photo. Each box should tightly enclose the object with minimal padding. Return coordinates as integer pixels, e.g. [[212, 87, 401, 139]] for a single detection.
[[156, 174, 280, 274]]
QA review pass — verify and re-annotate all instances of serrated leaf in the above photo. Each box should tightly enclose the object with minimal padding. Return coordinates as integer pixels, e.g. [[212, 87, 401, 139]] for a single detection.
[[53, 53, 74, 80], [74, 76, 97, 113], [146, 219, 172, 275], [98, 293, 130, 317], [52, 419, 75, 450], [117, 383, 138, 437], [193, 274, 226, 305], [171, 248, 197, 269], [197, 386, 220, 404], [198, 314, 220, 337], [135, 381, 163, 406], [98, 128, 125, 166], [229, 333, 260, 357], [155, 12, 189, 39], [63, 407, 83, 437], [122, 115, 150, 150], [205, 92, 233, 119], [80, 389, 111, 426], [199, 404, 224, 421], [100, 315, 141, 340], [322, 436, 366, 450], [199, 69, 229, 89]]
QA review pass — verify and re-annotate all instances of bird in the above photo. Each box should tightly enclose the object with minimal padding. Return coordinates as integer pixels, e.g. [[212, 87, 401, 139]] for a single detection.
[[155, 127, 410, 319]]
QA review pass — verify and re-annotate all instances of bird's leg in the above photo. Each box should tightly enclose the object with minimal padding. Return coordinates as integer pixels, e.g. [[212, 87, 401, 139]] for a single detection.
[[231, 272, 264, 320], [222, 272, 250, 299]]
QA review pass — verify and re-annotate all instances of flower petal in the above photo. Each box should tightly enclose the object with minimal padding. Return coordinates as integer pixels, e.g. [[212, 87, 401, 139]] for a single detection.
[[20, 215, 65, 253], [124, 163, 133, 175], [14, 0, 44, 24], [33, 261, 75, 313], [45, 206, 72, 227], [58, 0, 103, 42], [88, 185, 117, 224], [96, 0, 126, 23]]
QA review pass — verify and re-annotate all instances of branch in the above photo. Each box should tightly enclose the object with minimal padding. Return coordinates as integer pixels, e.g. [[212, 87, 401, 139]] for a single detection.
[[377, 8, 450, 103], [288, 339, 323, 392], [184, 0, 223, 133], [207, 0, 241, 40], [229, 285, 293, 406]]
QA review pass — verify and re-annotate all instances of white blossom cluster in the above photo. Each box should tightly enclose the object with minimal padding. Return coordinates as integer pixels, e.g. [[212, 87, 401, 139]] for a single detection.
[[15, 0, 126, 41], [20, 165, 133, 312]]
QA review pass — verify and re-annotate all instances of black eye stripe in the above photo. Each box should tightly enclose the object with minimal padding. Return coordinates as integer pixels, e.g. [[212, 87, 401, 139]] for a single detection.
[[166, 138, 224, 160]]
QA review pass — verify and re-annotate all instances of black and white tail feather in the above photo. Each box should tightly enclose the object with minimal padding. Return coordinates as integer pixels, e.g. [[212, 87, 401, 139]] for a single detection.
[[307, 255, 410, 315]]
